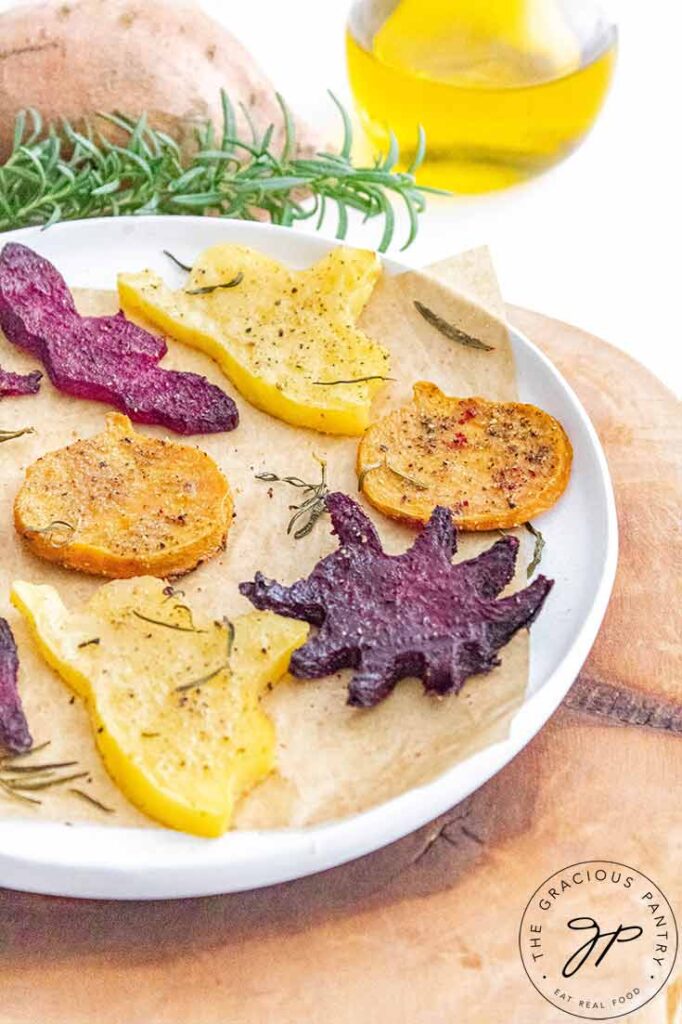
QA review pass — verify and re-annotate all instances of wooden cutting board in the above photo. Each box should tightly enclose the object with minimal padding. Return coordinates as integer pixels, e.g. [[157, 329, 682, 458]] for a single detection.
[[0, 311, 679, 1024]]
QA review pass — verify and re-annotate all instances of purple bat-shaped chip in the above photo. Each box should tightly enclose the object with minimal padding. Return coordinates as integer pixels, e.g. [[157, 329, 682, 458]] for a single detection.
[[0, 243, 238, 435], [0, 365, 42, 398], [0, 618, 32, 754], [240, 492, 553, 707]]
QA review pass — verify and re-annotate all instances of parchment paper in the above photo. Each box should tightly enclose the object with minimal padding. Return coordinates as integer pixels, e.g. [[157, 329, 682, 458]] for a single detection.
[[0, 247, 528, 831]]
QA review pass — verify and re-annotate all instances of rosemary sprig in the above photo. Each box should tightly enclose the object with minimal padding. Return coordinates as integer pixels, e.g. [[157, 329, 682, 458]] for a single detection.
[[0, 742, 93, 808], [525, 522, 546, 577], [0, 427, 34, 444], [256, 457, 329, 539], [0, 92, 441, 252], [414, 301, 494, 351], [163, 250, 192, 272]]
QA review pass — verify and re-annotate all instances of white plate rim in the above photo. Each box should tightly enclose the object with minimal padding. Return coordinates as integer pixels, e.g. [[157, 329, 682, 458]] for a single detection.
[[0, 216, 618, 900]]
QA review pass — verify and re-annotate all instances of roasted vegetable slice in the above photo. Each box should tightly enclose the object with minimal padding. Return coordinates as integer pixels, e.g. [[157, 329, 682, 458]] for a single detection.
[[118, 244, 390, 435], [11, 577, 308, 836], [241, 492, 553, 708], [0, 618, 32, 753], [0, 243, 238, 435], [0, 365, 41, 398], [14, 413, 232, 578], [357, 382, 573, 530]]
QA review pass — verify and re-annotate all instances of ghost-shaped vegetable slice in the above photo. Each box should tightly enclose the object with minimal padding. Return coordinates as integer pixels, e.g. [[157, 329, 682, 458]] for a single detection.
[[11, 577, 308, 836]]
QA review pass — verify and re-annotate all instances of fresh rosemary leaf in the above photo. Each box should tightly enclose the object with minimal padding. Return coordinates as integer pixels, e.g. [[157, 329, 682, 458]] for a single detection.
[[313, 375, 395, 386], [132, 610, 205, 633], [185, 272, 244, 295], [414, 301, 494, 351], [525, 522, 546, 577], [0, 93, 434, 251], [69, 788, 114, 814], [358, 458, 428, 492], [0, 427, 34, 444], [163, 249, 192, 272]]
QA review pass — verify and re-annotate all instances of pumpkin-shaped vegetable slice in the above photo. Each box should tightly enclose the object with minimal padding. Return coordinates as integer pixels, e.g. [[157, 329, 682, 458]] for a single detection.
[[14, 413, 232, 578], [118, 244, 391, 435], [357, 382, 572, 530], [11, 577, 308, 837]]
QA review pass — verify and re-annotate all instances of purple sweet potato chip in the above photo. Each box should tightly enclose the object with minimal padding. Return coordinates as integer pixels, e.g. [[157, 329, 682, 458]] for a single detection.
[[0, 618, 32, 754], [240, 492, 553, 707], [0, 365, 42, 398], [0, 243, 238, 435]]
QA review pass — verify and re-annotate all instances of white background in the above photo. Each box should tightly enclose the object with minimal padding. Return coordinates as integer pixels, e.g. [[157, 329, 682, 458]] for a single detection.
[[199, 0, 680, 388], [0, 0, 679, 386]]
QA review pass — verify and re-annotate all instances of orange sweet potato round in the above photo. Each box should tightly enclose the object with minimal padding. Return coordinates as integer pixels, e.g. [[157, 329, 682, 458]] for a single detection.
[[357, 382, 573, 530], [14, 413, 232, 578]]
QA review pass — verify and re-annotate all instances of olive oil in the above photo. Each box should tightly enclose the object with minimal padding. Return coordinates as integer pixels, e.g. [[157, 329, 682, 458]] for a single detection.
[[347, 0, 617, 191]]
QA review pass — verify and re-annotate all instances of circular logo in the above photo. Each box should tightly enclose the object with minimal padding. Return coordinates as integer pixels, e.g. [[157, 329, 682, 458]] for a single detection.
[[519, 860, 678, 1020]]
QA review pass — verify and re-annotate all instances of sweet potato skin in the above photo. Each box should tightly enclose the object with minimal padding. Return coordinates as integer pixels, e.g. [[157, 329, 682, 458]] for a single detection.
[[14, 413, 232, 578], [357, 382, 573, 530], [0, 0, 314, 161]]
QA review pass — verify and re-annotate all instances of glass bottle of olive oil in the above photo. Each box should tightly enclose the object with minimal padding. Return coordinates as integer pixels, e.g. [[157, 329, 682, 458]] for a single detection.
[[346, 0, 617, 191]]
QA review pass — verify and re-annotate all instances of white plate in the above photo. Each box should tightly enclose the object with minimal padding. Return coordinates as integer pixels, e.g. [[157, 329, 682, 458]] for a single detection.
[[0, 216, 617, 899]]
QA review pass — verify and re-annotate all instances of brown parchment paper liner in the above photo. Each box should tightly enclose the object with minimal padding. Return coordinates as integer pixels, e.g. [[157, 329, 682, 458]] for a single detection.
[[0, 247, 529, 831]]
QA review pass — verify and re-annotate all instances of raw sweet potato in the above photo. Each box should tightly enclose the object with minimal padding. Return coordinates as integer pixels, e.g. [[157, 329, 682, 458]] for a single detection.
[[0, 0, 313, 161], [357, 382, 573, 530], [14, 413, 232, 578]]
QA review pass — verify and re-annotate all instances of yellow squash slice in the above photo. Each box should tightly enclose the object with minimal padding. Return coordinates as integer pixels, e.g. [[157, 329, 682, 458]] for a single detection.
[[118, 244, 390, 435], [11, 577, 308, 837], [357, 382, 573, 530], [14, 413, 232, 578]]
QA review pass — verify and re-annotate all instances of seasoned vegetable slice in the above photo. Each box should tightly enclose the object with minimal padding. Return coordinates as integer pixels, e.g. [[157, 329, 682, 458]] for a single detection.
[[0, 617, 32, 754], [357, 382, 573, 530], [0, 243, 238, 435], [14, 413, 233, 578], [0, 365, 41, 398], [240, 492, 553, 707], [11, 577, 308, 836], [118, 244, 390, 435]]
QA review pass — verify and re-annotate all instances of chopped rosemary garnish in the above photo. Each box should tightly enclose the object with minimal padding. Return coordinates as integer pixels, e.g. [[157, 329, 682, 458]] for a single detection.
[[163, 250, 192, 273], [185, 272, 244, 295], [414, 301, 494, 351], [78, 638, 101, 649], [140, 731, 160, 739], [69, 788, 114, 814], [174, 616, 235, 693], [0, 742, 87, 807], [25, 519, 76, 547], [525, 522, 546, 577], [0, 92, 440, 252], [313, 375, 396, 386], [132, 610, 205, 633], [358, 458, 428, 492], [256, 457, 329, 539], [0, 426, 34, 444]]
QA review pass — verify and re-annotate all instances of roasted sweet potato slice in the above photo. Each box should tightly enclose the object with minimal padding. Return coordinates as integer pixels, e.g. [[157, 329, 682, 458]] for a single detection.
[[357, 382, 572, 530], [14, 413, 232, 578]]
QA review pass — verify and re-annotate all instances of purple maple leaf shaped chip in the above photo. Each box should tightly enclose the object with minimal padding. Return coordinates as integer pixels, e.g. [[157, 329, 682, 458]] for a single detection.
[[0, 618, 32, 754], [240, 492, 553, 707], [0, 243, 238, 435]]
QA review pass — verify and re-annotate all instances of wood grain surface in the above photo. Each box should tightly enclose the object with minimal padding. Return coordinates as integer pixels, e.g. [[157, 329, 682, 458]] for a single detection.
[[0, 311, 680, 1024]]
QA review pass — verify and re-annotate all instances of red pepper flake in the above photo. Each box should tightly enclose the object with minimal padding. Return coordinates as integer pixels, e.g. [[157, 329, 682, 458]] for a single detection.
[[449, 432, 468, 449], [458, 404, 477, 425]]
